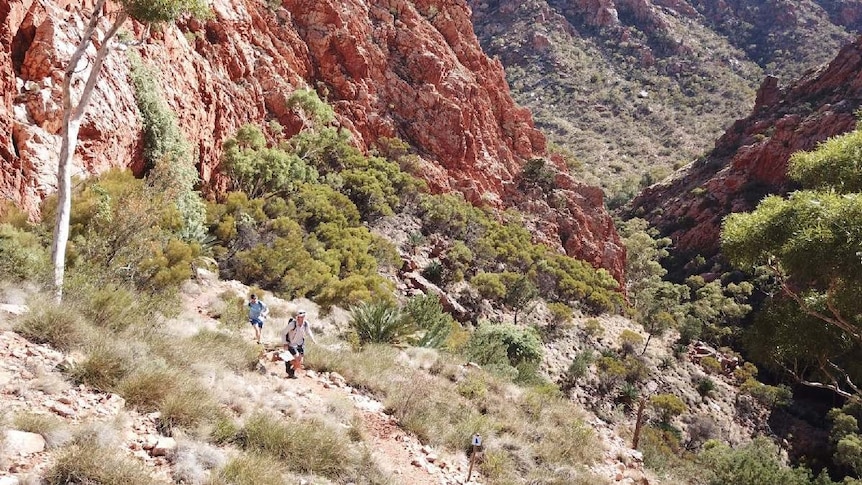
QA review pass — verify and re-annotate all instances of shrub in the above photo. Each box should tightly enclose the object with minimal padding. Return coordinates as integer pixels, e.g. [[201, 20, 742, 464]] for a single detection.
[[739, 378, 792, 408], [70, 339, 133, 391], [696, 377, 716, 398], [12, 412, 71, 449], [698, 437, 811, 485], [464, 323, 543, 370], [562, 349, 594, 391], [699, 356, 723, 374], [403, 293, 454, 348], [349, 301, 414, 345], [218, 452, 289, 485], [45, 442, 163, 485], [14, 303, 88, 352], [584, 318, 604, 337], [471, 272, 506, 300], [236, 412, 358, 479], [0, 223, 49, 282], [650, 394, 688, 423], [620, 329, 644, 355], [547, 301, 574, 330], [421, 259, 444, 285]]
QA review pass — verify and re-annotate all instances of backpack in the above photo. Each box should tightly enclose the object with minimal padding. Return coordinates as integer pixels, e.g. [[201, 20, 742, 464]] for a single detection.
[[286, 318, 297, 341]]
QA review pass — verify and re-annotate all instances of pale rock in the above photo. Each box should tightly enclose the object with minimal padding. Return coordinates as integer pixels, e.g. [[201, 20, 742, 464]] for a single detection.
[[4, 429, 46, 455]]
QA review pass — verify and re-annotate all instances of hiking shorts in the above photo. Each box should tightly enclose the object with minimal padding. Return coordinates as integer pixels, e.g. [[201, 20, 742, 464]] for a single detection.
[[287, 344, 305, 356], [249, 317, 264, 328]]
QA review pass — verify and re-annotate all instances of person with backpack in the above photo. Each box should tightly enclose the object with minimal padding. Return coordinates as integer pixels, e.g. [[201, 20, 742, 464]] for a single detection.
[[247, 293, 269, 344], [280, 310, 317, 378]]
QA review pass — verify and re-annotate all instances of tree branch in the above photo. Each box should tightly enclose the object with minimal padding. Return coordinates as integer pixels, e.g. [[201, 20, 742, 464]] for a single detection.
[[72, 10, 130, 120]]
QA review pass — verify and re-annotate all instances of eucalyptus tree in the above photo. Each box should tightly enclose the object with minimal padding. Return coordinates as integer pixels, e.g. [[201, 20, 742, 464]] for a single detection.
[[52, 0, 209, 300], [723, 126, 862, 398]]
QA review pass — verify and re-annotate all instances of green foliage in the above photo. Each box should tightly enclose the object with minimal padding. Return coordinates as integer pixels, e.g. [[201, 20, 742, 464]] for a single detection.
[[119, 0, 210, 24], [222, 124, 318, 199], [349, 301, 414, 345], [700, 356, 722, 374], [70, 340, 132, 391], [218, 453, 288, 485], [722, 127, 862, 399], [698, 437, 812, 485], [471, 272, 506, 300], [403, 294, 455, 348], [41, 168, 199, 292], [521, 158, 557, 191], [619, 329, 644, 355], [696, 377, 716, 397], [739, 378, 792, 408], [649, 394, 687, 423], [0, 223, 49, 281]]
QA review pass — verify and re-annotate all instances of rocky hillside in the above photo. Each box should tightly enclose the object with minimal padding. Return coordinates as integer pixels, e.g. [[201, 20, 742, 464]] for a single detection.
[[467, 0, 862, 197], [625, 35, 862, 263], [0, 0, 625, 281]]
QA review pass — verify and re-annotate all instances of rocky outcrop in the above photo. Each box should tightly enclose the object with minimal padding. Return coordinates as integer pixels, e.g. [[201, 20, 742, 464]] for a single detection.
[[625, 36, 862, 258], [0, 0, 625, 281]]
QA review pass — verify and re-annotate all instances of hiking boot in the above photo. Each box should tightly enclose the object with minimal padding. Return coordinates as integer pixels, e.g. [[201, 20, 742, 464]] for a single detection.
[[286, 367, 296, 379]]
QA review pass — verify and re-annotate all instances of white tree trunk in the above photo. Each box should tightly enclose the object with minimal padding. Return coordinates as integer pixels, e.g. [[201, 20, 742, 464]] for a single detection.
[[51, 0, 127, 301]]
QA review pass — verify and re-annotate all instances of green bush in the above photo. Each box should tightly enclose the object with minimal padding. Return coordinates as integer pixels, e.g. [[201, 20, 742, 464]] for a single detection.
[[650, 394, 687, 424], [739, 378, 792, 408], [0, 223, 48, 282], [698, 437, 811, 485], [471, 272, 506, 300], [403, 294, 454, 348], [464, 323, 543, 380], [699, 356, 723, 374], [562, 349, 594, 391], [349, 301, 414, 345]]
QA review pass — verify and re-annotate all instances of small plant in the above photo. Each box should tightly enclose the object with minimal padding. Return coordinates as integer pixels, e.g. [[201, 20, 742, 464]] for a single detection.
[[584, 318, 604, 337], [421, 259, 444, 284], [349, 301, 414, 345], [218, 452, 288, 485], [696, 377, 716, 398], [620, 329, 644, 355], [739, 378, 792, 408], [699, 356, 723, 374], [562, 349, 594, 391], [650, 394, 688, 424], [14, 303, 88, 352], [12, 412, 71, 449], [45, 441, 161, 485]]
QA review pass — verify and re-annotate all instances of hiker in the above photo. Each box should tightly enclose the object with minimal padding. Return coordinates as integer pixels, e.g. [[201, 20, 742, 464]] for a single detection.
[[247, 293, 269, 344], [281, 310, 317, 378]]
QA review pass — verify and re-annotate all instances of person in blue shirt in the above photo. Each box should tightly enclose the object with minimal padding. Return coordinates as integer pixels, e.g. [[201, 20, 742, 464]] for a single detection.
[[247, 293, 269, 344]]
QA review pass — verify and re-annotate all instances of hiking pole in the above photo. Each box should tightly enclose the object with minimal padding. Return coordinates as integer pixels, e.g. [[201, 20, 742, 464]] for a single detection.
[[466, 433, 482, 482]]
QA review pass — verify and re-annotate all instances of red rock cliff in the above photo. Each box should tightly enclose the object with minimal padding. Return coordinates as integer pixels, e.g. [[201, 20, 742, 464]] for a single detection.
[[626, 36, 862, 257], [0, 0, 625, 281]]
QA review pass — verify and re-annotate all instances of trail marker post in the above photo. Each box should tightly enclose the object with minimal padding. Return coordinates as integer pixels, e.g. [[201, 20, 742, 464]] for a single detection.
[[466, 433, 483, 482]]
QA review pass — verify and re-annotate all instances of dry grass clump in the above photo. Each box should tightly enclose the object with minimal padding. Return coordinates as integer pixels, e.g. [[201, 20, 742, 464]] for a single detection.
[[14, 302, 89, 351], [45, 440, 167, 485], [70, 338, 133, 391], [216, 452, 290, 485], [236, 412, 359, 478], [117, 365, 219, 433], [12, 412, 72, 449], [188, 329, 260, 372]]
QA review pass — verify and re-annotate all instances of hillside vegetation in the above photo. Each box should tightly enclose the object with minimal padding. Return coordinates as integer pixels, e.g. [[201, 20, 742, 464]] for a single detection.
[[468, 0, 858, 204], [5, 62, 862, 483]]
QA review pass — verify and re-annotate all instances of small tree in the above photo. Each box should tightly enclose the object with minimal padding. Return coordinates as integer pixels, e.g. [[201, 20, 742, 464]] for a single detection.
[[52, 0, 209, 300]]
